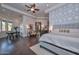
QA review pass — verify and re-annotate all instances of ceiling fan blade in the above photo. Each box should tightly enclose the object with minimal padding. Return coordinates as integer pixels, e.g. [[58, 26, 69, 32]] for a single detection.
[[35, 9, 39, 11], [25, 5, 31, 8], [27, 9, 30, 11], [25, 4, 39, 13], [33, 11, 35, 13], [32, 3, 36, 7]]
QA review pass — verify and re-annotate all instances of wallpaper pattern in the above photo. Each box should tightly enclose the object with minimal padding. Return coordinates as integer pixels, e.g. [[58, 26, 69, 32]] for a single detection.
[[49, 4, 79, 29]]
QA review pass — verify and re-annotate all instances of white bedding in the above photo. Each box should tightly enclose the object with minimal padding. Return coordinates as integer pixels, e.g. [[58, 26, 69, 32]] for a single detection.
[[39, 33, 79, 53]]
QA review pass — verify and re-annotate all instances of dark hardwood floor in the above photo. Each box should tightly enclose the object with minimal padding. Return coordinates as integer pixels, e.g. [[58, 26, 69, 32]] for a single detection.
[[0, 36, 38, 55]]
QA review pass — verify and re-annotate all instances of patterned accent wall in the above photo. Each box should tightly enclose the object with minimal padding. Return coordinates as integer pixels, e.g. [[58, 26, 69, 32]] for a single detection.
[[49, 4, 79, 29]]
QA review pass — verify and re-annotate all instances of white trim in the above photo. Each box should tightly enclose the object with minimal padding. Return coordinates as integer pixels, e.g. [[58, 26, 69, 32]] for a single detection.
[[37, 17, 48, 18], [45, 3, 66, 13], [1, 4, 36, 18], [37, 17, 48, 19]]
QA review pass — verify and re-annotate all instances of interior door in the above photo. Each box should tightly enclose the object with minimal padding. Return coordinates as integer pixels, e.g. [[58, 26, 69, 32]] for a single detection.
[[35, 22, 41, 33]]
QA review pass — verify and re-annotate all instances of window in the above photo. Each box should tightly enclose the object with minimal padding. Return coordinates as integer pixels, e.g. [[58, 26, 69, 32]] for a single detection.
[[0, 20, 13, 32], [2, 21, 6, 31], [8, 23, 13, 31]]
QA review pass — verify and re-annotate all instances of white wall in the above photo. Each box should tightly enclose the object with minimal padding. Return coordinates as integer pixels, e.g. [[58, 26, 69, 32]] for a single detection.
[[21, 15, 36, 30], [20, 15, 35, 37], [21, 16, 48, 31], [35, 17, 48, 30], [35, 17, 48, 25]]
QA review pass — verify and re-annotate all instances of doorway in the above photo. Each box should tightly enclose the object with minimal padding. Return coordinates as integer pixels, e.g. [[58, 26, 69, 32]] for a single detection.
[[35, 22, 41, 33]]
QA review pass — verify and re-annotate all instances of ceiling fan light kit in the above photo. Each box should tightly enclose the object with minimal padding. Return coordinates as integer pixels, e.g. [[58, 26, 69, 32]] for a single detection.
[[31, 8, 34, 11], [25, 4, 40, 13]]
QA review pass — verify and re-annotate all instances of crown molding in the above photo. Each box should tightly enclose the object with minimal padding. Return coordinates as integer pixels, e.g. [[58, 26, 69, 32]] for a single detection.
[[45, 3, 66, 13], [1, 4, 36, 18]]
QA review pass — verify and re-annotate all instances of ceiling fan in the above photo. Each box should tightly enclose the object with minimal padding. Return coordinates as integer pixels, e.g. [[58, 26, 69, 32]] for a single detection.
[[25, 3, 39, 13]]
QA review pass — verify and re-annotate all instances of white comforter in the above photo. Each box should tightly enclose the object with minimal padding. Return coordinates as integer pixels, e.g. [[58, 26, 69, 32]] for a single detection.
[[39, 33, 79, 53]]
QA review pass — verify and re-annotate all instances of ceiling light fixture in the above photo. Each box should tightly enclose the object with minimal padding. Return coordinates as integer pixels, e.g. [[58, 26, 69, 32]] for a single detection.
[[25, 4, 39, 13], [31, 8, 34, 11]]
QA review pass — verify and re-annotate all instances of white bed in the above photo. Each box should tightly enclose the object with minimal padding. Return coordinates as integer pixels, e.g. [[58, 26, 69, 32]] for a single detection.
[[39, 33, 79, 55]]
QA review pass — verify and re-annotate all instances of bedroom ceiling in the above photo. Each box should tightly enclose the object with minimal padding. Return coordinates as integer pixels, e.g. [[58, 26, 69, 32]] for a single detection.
[[0, 3, 60, 18], [0, 6, 21, 19]]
